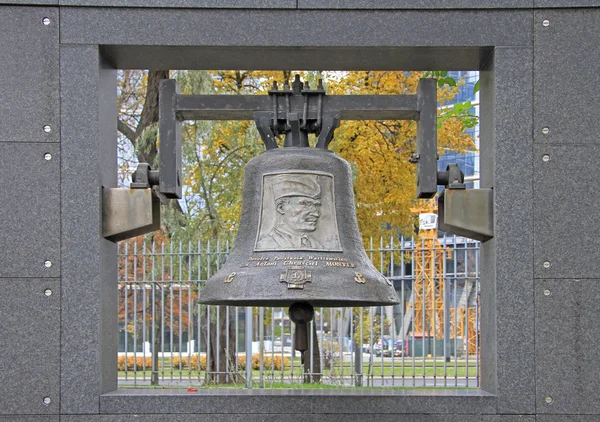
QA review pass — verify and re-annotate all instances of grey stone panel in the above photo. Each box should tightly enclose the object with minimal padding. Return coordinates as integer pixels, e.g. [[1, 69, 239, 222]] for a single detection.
[[60, 44, 118, 414], [535, 279, 600, 414], [100, 390, 496, 415], [60, 8, 532, 48], [102, 45, 492, 71], [538, 417, 600, 422], [64, 415, 535, 422], [60, 0, 295, 7], [535, 415, 598, 422], [535, 1, 600, 6], [533, 144, 600, 279], [0, 6, 59, 143], [1, 1, 58, 4], [0, 142, 60, 278], [0, 418, 59, 422], [0, 278, 60, 415], [99, 54, 119, 396], [534, 8, 600, 145], [299, 0, 532, 8], [480, 48, 535, 414], [479, 53, 497, 397]]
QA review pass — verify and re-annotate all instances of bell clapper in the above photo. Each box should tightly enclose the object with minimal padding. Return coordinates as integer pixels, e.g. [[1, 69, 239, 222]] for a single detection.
[[288, 302, 315, 365]]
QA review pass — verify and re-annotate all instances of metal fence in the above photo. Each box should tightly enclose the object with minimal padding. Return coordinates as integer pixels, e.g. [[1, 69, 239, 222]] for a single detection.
[[117, 235, 480, 388]]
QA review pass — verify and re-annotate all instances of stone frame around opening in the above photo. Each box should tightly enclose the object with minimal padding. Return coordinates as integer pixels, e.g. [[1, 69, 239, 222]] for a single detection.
[[56, 6, 534, 416]]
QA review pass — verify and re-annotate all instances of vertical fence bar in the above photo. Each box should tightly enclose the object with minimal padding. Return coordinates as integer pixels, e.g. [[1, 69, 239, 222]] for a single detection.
[[206, 304, 211, 385], [453, 236, 459, 387], [368, 305, 373, 387], [309, 317, 314, 382], [379, 305, 384, 386], [226, 305, 230, 384], [475, 242, 480, 387], [216, 305, 221, 383], [142, 238, 147, 382], [235, 306, 239, 380], [245, 306, 253, 388], [349, 308, 354, 385], [411, 236, 416, 387], [215, 241, 221, 384], [290, 311, 295, 383], [225, 241, 230, 384], [169, 239, 174, 382], [205, 240, 211, 383], [432, 238, 437, 387], [196, 241, 209, 381], [123, 242, 129, 382], [464, 240, 470, 388], [151, 240, 157, 385], [188, 241, 193, 384], [389, 236, 395, 387], [271, 307, 274, 388], [132, 241, 138, 385], [442, 237, 447, 387], [178, 241, 183, 381], [161, 242, 165, 383], [358, 306, 363, 387], [280, 307, 285, 384], [197, 302, 202, 384], [421, 236, 426, 387], [400, 236, 405, 385], [259, 306, 264, 387], [270, 307, 275, 384], [339, 308, 344, 384]]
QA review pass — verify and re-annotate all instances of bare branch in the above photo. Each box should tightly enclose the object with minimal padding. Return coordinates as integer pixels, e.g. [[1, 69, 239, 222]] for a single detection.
[[118, 119, 136, 143]]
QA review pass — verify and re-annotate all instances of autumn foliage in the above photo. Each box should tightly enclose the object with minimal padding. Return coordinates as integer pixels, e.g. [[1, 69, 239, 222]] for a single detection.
[[118, 70, 475, 242]]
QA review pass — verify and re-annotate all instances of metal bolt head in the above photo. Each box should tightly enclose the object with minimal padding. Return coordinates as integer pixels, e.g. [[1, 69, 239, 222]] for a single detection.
[[545, 396, 553, 404], [43, 397, 51, 405], [44, 153, 52, 161], [44, 289, 53, 297], [543, 261, 551, 269], [542, 127, 550, 135], [43, 125, 52, 133], [543, 289, 551, 296], [542, 154, 550, 162], [42, 17, 51, 26], [44, 260, 52, 268], [542, 19, 550, 27]]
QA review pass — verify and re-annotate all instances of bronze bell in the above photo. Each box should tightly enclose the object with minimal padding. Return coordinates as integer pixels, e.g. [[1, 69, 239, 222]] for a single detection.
[[199, 147, 399, 307], [199, 75, 398, 357]]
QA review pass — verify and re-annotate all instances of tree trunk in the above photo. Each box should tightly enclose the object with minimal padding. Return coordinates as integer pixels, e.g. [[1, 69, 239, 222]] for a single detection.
[[208, 306, 239, 384]]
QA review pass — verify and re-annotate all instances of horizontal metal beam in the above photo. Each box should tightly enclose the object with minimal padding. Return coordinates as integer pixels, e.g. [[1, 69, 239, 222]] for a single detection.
[[176, 94, 419, 121], [102, 188, 160, 242], [438, 188, 494, 242]]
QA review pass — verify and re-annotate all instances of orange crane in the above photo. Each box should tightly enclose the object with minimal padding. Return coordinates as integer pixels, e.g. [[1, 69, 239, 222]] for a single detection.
[[405, 199, 478, 355], [409, 199, 448, 340]]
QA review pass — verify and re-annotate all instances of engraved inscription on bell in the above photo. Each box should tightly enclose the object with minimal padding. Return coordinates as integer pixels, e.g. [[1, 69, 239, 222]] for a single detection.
[[280, 266, 312, 289], [255, 171, 342, 252]]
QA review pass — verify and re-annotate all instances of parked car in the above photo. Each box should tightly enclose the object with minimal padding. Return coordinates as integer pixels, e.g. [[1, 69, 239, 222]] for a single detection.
[[374, 337, 405, 357], [393, 340, 405, 357], [374, 337, 392, 357]]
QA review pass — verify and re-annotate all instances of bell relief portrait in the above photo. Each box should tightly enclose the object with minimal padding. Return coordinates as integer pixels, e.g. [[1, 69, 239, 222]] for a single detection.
[[255, 171, 342, 252]]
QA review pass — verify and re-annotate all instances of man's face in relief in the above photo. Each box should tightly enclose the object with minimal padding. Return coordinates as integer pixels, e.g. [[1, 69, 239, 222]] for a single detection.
[[277, 196, 321, 233]]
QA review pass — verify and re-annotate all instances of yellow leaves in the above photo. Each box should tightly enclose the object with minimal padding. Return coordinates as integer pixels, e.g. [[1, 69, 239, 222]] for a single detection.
[[328, 71, 475, 241], [172, 70, 476, 243]]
